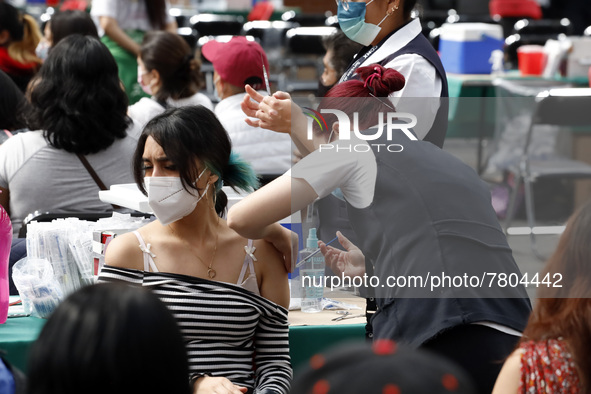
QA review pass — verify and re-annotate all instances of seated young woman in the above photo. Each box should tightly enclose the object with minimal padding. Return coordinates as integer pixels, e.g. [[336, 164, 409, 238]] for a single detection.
[[99, 105, 291, 394], [129, 30, 212, 128]]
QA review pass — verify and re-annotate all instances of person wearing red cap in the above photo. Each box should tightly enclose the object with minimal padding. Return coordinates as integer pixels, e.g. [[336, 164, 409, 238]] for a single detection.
[[202, 36, 291, 184]]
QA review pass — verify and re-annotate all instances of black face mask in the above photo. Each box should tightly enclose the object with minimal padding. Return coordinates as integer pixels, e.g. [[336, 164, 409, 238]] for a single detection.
[[316, 77, 336, 98]]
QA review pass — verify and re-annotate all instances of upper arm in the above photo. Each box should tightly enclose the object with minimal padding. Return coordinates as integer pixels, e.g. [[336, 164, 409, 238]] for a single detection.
[[256, 239, 290, 309], [227, 173, 317, 238], [0, 187, 9, 215], [104, 231, 144, 271], [385, 54, 439, 98], [98, 15, 117, 31], [492, 349, 523, 394]]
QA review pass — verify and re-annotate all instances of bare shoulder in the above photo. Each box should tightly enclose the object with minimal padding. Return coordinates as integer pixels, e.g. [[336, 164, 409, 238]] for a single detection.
[[104, 229, 144, 271], [253, 238, 289, 309], [492, 348, 523, 394]]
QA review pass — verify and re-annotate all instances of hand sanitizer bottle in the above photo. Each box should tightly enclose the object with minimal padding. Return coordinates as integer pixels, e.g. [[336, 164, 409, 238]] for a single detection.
[[300, 228, 325, 313]]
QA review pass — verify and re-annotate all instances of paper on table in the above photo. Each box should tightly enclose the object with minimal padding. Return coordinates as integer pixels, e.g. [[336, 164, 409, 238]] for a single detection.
[[99, 183, 152, 213]]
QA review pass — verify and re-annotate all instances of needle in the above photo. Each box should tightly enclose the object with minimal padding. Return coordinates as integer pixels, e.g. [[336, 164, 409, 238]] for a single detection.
[[261, 54, 271, 96], [295, 236, 339, 268]]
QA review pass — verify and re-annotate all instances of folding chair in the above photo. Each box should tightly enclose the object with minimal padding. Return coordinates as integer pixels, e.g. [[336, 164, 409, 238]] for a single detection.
[[281, 26, 338, 94], [504, 88, 591, 259], [190, 14, 245, 37]]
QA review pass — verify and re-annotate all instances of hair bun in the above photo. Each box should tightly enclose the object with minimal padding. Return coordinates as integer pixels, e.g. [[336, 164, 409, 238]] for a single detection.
[[356, 64, 405, 96]]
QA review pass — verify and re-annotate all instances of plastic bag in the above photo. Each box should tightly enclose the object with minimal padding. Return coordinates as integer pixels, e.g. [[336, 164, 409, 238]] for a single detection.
[[12, 258, 63, 318]]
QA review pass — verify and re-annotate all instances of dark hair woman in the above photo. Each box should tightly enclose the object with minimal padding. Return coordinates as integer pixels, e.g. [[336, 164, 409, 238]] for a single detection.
[[28, 283, 191, 394], [0, 35, 139, 236], [90, 0, 178, 104], [129, 31, 212, 128], [99, 105, 292, 394], [0, 0, 42, 91], [46, 9, 99, 47], [493, 201, 591, 393]]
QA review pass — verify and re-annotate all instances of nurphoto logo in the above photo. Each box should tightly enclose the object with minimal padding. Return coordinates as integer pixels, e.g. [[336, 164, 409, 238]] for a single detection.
[[303, 108, 418, 153]]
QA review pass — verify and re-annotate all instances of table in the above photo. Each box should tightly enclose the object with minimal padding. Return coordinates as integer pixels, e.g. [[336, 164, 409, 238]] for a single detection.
[[0, 294, 367, 374], [446, 72, 590, 174]]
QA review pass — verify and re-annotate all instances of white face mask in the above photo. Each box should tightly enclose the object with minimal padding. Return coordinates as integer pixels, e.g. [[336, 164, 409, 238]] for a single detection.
[[145, 169, 209, 226]]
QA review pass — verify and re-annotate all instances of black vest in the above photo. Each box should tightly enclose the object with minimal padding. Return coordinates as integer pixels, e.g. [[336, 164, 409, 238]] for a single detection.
[[341, 31, 449, 149], [344, 132, 531, 346]]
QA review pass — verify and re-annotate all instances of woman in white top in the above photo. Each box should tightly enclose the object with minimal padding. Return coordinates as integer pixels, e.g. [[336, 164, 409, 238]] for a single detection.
[[91, 0, 177, 104], [335, 0, 447, 146], [129, 31, 212, 128]]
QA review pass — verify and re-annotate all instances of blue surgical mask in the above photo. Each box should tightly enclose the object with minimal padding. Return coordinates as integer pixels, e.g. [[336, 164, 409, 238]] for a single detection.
[[337, 0, 390, 46]]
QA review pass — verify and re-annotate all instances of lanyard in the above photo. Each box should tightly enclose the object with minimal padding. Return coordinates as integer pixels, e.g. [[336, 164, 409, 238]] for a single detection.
[[339, 44, 380, 83]]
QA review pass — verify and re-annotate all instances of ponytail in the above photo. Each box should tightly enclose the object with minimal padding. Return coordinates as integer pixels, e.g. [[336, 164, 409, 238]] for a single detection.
[[7, 14, 42, 65], [326, 64, 405, 98], [213, 152, 259, 216], [318, 63, 406, 133]]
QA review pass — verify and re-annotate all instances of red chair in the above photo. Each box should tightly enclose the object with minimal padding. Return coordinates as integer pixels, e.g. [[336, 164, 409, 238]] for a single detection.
[[248, 1, 274, 22], [60, 0, 89, 11], [489, 0, 542, 20]]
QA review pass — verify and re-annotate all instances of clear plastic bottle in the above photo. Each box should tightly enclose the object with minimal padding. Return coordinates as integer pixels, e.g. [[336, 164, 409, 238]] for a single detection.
[[299, 228, 325, 313]]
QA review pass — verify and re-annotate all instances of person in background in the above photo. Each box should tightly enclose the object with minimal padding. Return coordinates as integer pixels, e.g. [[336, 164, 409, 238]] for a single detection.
[[46, 9, 98, 48], [27, 283, 191, 394], [318, 30, 363, 97], [128, 31, 212, 128], [0, 69, 26, 139], [90, 0, 177, 104], [36, 9, 99, 61], [492, 201, 591, 393], [0, 1, 42, 91], [202, 36, 292, 185], [99, 105, 292, 394], [291, 340, 476, 394], [0, 35, 139, 236], [230, 65, 531, 394], [335, 0, 447, 147]]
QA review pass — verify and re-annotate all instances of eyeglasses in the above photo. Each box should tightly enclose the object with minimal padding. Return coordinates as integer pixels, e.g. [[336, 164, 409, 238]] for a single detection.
[[335, 0, 350, 11]]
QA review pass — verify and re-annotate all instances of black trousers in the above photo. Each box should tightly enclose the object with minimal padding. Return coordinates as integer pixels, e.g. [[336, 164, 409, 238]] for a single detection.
[[421, 324, 520, 394]]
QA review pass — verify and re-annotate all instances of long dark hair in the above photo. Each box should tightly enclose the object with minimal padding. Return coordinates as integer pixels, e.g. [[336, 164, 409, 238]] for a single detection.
[[144, 0, 167, 30], [140, 31, 202, 101], [26, 35, 130, 154], [521, 200, 591, 389], [133, 106, 258, 216], [27, 283, 191, 394]]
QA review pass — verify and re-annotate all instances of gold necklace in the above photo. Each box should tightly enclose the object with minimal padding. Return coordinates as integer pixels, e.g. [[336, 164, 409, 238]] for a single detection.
[[169, 215, 220, 279]]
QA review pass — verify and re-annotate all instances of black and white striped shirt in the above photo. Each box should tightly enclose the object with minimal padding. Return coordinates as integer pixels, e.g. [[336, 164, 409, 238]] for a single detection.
[[99, 265, 292, 394]]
